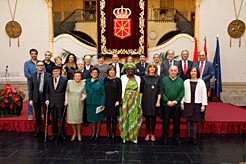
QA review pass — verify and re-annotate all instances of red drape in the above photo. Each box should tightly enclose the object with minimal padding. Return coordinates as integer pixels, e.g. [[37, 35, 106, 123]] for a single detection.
[[97, 0, 148, 57]]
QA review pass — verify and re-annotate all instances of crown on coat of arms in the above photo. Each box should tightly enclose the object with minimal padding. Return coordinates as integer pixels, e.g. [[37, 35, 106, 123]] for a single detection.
[[113, 6, 131, 18]]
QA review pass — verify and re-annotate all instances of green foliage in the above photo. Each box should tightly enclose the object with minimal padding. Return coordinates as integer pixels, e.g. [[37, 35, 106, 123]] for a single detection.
[[159, 51, 180, 62]]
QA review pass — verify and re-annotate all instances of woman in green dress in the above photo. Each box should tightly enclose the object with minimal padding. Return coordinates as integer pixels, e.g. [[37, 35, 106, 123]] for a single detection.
[[119, 63, 142, 143], [86, 67, 105, 140], [65, 70, 87, 141]]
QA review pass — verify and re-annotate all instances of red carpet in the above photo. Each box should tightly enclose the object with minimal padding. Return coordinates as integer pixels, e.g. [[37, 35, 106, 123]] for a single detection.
[[0, 101, 245, 137]]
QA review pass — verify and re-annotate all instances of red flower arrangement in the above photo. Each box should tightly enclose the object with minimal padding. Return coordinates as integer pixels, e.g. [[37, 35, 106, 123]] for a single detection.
[[0, 84, 26, 117]]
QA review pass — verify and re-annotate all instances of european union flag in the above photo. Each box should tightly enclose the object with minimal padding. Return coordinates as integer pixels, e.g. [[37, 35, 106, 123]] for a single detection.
[[213, 37, 222, 99]]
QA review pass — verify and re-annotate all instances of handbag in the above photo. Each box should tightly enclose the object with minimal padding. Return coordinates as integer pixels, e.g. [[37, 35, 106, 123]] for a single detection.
[[96, 106, 105, 114]]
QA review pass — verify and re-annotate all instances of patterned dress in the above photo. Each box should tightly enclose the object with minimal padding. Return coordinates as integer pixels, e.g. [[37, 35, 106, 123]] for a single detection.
[[119, 80, 143, 143], [66, 80, 86, 124], [95, 64, 108, 80]]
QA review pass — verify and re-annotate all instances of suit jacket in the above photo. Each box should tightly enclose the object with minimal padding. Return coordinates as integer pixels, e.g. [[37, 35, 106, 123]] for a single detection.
[[85, 78, 105, 106], [193, 61, 214, 91], [178, 60, 193, 81], [160, 60, 180, 78], [135, 62, 149, 77], [45, 76, 68, 109], [82, 65, 93, 79], [109, 62, 124, 77], [29, 72, 51, 103]]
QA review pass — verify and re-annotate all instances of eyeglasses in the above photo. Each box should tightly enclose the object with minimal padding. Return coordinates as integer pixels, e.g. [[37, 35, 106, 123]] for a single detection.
[[31, 53, 37, 55], [37, 65, 43, 66]]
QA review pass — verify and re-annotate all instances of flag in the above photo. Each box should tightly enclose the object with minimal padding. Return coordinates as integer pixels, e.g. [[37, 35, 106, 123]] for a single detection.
[[193, 38, 198, 62], [204, 36, 207, 61], [213, 37, 222, 99]]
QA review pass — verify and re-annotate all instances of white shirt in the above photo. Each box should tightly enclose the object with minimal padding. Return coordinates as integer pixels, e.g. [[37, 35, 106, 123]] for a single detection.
[[156, 63, 161, 76], [169, 60, 174, 66], [85, 65, 90, 70], [199, 60, 206, 78], [113, 62, 120, 78], [169, 75, 177, 81], [53, 75, 60, 89]]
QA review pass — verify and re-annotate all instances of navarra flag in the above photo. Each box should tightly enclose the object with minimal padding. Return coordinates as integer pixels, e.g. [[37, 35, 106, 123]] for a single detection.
[[213, 37, 222, 99], [204, 37, 207, 61], [193, 38, 198, 62]]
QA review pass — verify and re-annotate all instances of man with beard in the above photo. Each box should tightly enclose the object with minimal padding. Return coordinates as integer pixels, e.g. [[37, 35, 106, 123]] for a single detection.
[[135, 54, 149, 77]]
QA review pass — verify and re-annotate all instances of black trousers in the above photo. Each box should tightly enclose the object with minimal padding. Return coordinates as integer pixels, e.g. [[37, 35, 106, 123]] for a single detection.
[[51, 104, 65, 135], [162, 106, 181, 138], [33, 93, 49, 129], [83, 103, 88, 124], [145, 116, 156, 135]]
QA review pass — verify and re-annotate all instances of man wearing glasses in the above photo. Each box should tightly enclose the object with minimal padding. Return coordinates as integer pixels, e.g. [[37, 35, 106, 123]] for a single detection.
[[29, 61, 51, 137], [24, 49, 46, 120]]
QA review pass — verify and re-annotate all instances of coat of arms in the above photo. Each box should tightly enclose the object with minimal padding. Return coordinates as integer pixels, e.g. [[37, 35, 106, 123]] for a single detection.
[[113, 6, 131, 39]]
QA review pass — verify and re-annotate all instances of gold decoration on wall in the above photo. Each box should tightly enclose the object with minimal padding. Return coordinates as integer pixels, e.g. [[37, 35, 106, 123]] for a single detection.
[[228, 0, 245, 47], [5, 0, 22, 47], [100, 0, 146, 55]]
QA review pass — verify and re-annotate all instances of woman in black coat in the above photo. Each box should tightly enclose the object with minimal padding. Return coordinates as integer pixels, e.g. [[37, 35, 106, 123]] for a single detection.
[[140, 63, 162, 142], [104, 65, 122, 141], [64, 53, 77, 80]]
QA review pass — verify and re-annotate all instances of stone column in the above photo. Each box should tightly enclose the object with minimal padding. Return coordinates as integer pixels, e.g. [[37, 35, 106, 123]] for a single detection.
[[46, 0, 54, 54], [194, 0, 201, 47]]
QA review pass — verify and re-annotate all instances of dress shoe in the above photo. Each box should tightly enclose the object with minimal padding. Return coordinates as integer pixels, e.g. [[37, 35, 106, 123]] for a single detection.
[[34, 128, 42, 137], [151, 134, 155, 142], [84, 122, 89, 127], [163, 137, 168, 143], [111, 133, 115, 141], [78, 135, 82, 142], [89, 135, 95, 140], [192, 139, 198, 145], [107, 135, 111, 140], [95, 135, 99, 141], [173, 137, 181, 144], [61, 135, 66, 140], [201, 119, 205, 123], [145, 134, 150, 141], [186, 137, 191, 143], [50, 135, 57, 141]]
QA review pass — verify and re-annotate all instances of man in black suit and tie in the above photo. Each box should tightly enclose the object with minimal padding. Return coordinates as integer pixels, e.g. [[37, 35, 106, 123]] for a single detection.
[[83, 55, 93, 79], [109, 54, 124, 78], [160, 50, 180, 78], [29, 61, 51, 137], [178, 50, 193, 81], [193, 51, 214, 122], [45, 66, 68, 141], [136, 54, 148, 77]]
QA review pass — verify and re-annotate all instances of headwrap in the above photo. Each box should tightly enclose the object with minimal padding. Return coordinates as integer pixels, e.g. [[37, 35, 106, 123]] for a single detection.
[[121, 62, 136, 73]]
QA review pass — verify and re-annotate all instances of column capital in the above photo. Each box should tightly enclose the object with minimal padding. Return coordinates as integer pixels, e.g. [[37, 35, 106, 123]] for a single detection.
[[45, 0, 53, 7], [195, 0, 201, 8]]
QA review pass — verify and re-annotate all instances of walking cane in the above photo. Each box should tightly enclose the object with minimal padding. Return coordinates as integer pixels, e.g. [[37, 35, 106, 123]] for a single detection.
[[45, 104, 49, 142], [55, 106, 67, 144]]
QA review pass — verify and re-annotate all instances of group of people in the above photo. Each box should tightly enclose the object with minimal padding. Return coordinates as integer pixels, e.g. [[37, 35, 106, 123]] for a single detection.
[[24, 48, 214, 145]]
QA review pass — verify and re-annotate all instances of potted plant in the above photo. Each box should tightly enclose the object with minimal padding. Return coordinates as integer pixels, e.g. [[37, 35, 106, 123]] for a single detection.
[[0, 84, 25, 117]]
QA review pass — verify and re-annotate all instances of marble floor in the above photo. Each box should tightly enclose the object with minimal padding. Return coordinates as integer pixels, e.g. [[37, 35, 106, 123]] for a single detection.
[[0, 132, 245, 164]]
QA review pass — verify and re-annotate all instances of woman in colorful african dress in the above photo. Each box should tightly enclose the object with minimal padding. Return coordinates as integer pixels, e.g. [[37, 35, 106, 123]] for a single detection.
[[119, 63, 142, 143]]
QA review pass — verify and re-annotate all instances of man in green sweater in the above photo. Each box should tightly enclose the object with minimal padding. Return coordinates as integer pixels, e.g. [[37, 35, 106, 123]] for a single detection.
[[162, 65, 184, 144]]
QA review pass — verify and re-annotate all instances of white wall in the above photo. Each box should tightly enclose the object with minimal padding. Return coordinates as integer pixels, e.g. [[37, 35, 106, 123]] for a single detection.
[[199, 0, 246, 82], [0, 0, 49, 81], [148, 34, 195, 63]]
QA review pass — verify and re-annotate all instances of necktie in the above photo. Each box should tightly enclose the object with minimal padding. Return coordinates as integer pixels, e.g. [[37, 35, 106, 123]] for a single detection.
[[184, 62, 187, 75], [199, 61, 204, 78], [38, 73, 41, 86], [141, 63, 145, 68], [55, 78, 57, 83]]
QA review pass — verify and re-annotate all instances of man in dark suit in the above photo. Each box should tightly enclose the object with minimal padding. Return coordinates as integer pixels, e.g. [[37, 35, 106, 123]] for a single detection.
[[153, 54, 161, 76], [193, 51, 214, 122], [109, 54, 124, 78], [45, 66, 68, 141], [83, 55, 93, 79], [136, 54, 148, 77], [178, 50, 193, 81], [29, 61, 51, 137], [160, 50, 180, 78]]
